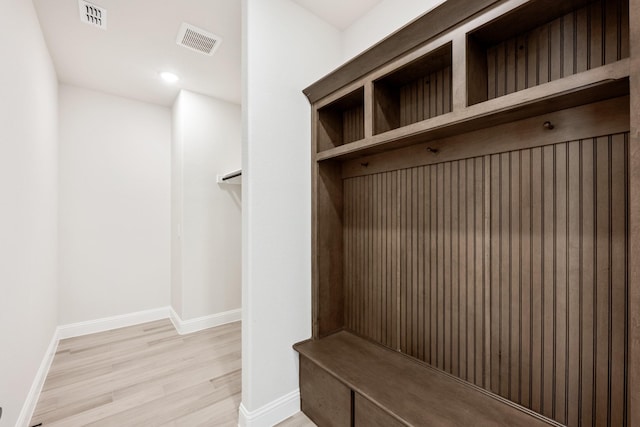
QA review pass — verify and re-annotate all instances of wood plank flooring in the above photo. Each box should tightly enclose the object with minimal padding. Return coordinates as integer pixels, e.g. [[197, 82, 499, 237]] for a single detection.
[[276, 412, 316, 427], [30, 320, 241, 427]]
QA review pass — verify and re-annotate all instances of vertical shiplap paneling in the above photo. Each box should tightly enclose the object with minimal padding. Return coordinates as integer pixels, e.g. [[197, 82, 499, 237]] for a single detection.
[[342, 133, 628, 426], [580, 139, 595, 427], [398, 66, 452, 128], [500, 152, 512, 399], [530, 146, 544, 415], [566, 140, 581, 427], [594, 136, 610, 427], [520, 149, 532, 408], [477, 156, 487, 389], [341, 104, 364, 144], [510, 151, 522, 404], [436, 163, 445, 369], [430, 164, 438, 363], [459, 160, 468, 380], [451, 161, 460, 377], [555, 143, 568, 424], [489, 153, 501, 394], [392, 170, 400, 351], [541, 144, 555, 419], [344, 178, 352, 331], [609, 133, 626, 427], [486, 0, 629, 101], [443, 161, 452, 372], [399, 168, 408, 353], [562, 13, 575, 78]]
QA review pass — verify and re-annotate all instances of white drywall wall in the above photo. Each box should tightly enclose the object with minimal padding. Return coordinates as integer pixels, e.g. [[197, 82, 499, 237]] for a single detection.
[[0, 0, 59, 425], [241, 0, 342, 420], [342, 0, 446, 61], [58, 85, 171, 325], [171, 92, 185, 317], [171, 90, 241, 320]]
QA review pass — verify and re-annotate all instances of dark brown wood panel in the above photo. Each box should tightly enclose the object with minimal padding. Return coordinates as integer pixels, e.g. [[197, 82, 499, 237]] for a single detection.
[[398, 66, 453, 128], [343, 133, 629, 426], [374, 44, 453, 135], [315, 160, 344, 338], [481, 0, 629, 103], [317, 88, 365, 150], [354, 394, 404, 427], [295, 331, 553, 426], [303, 0, 500, 104], [299, 356, 352, 427], [342, 105, 365, 144], [628, 1, 639, 425]]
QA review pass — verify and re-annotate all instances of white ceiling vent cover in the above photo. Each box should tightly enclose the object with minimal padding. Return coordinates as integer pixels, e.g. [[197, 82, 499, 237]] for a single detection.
[[176, 23, 222, 56], [78, 0, 107, 30]]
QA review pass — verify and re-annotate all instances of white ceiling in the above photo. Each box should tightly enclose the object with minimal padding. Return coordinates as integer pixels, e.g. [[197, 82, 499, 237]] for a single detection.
[[292, 0, 383, 30], [33, 0, 241, 107], [32, 0, 380, 107]]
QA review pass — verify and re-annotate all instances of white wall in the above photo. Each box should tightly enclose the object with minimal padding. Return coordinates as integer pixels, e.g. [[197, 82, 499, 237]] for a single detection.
[[342, 0, 446, 61], [0, 0, 58, 425], [171, 92, 185, 317], [172, 90, 241, 320], [241, 0, 342, 423], [58, 85, 171, 325]]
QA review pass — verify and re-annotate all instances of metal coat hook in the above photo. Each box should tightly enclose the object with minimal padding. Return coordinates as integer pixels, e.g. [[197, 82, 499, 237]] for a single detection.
[[543, 121, 554, 130], [361, 162, 369, 168], [426, 147, 439, 154]]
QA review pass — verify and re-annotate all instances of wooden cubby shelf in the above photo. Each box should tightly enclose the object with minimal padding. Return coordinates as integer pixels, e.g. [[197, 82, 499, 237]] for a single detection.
[[467, 0, 629, 106], [374, 43, 452, 135], [317, 87, 365, 152], [317, 59, 629, 162], [299, 0, 639, 426]]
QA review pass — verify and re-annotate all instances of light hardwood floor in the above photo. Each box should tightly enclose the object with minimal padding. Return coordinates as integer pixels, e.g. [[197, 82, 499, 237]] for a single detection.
[[276, 412, 316, 427], [31, 319, 241, 426]]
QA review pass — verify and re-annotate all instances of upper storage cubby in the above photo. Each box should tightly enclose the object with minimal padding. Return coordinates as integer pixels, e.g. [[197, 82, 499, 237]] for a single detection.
[[373, 43, 452, 135], [467, 0, 629, 106], [317, 87, 364, 152]]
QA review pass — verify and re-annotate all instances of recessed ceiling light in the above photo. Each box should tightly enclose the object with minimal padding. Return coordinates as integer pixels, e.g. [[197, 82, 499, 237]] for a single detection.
[[160, 72, 179, 84]]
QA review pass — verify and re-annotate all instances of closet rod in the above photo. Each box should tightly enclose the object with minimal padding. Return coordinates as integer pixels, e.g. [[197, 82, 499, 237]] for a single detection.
[[222, 171, 241, 181]]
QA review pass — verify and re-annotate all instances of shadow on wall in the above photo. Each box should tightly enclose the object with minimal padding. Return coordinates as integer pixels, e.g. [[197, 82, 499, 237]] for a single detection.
[[219, 183, 241, 210]]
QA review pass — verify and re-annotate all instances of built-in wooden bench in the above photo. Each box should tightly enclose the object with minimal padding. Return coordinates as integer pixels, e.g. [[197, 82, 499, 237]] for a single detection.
[[295, 331, 558, 427]]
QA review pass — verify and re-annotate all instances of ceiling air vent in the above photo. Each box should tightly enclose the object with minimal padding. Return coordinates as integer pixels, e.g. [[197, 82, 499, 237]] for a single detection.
[[78, 0, 107, 30], [176, 23, 222, 56]]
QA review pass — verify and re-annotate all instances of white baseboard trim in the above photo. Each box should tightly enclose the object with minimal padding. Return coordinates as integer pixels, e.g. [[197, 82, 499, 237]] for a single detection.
[[170, 307, 241, 335], [57, 306, 171, 339], [237, 389, 300, 427], [16, 327, 59, 427]]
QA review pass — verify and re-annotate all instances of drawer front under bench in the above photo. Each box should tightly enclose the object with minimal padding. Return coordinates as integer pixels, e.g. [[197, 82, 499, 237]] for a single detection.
[[300, 356, 351, 427], [300, 356, 405, 427]]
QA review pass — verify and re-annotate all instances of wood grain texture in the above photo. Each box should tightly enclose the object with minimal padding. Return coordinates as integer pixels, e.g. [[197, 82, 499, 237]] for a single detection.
[[354, 394, 404, 427], [307, 1, 636, 426], [340, 96, 630, 179], [480, 0, 629, 103], [276, 412, 317, 427], [302, 0, 500, 104], [295, 331, 555, 426], [315, 160, 344, 338], [374, 44, 453, 135], [299, 357, 351, 427], [30, 320, 241, 427], [317, 60, 629, 162], [628, 0, 640, 426], [398, 66, 452, 128], [343, 133, 629, 426], [317, 88, 365, 150]]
